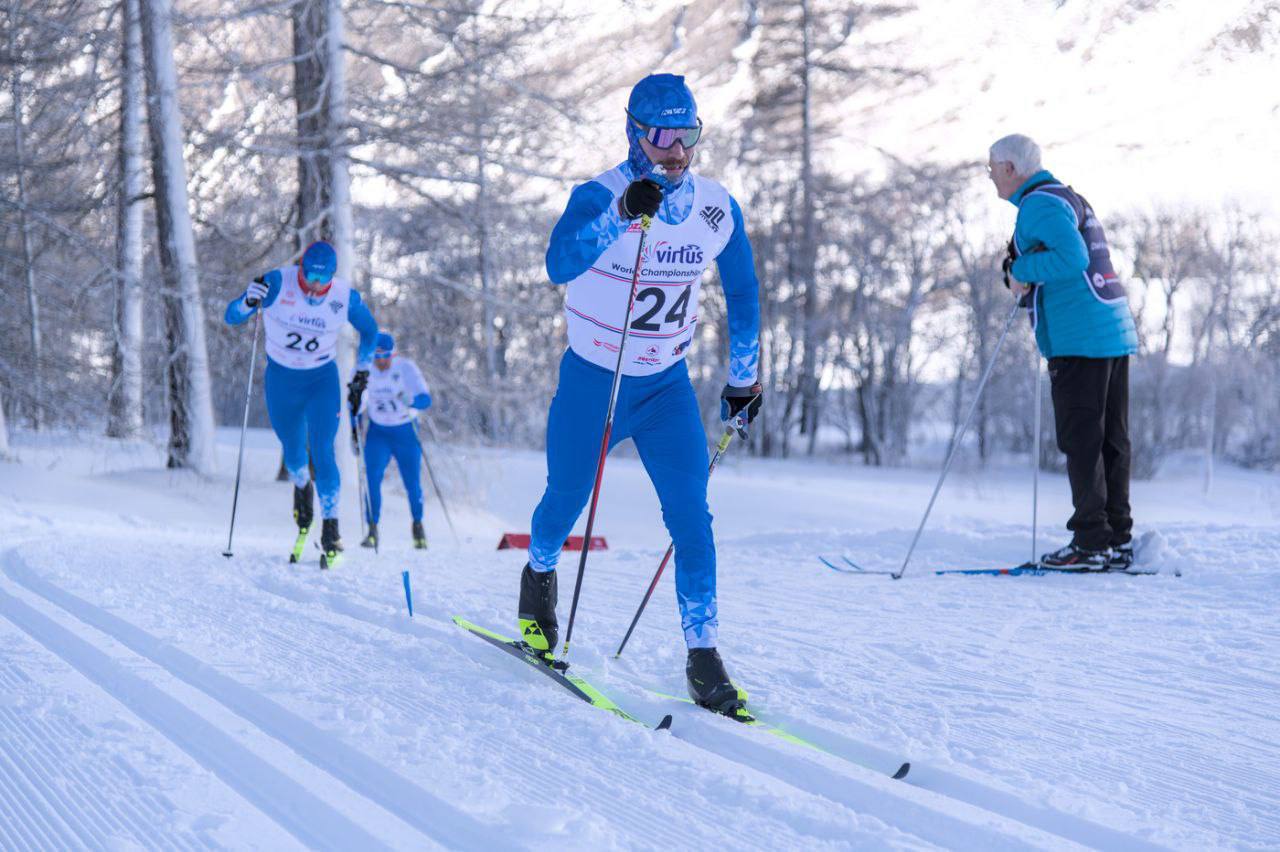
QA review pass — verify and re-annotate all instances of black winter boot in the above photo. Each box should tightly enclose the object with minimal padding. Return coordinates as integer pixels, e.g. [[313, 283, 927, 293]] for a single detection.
[[1107, 543, 1135, 571], [1040, 542, 1109, 570]]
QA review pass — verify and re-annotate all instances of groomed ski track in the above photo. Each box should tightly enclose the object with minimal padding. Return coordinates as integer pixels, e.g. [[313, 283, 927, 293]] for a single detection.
[[2, 543, 1160, 851], [1, 431, 1277, 848]]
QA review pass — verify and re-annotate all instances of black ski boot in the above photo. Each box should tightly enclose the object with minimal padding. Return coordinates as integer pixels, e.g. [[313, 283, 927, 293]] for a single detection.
[[360, 523, 378, 549], [320, 518, 343, 569], [686, 648, 748, 716], [517, 563, 558, 656], [1107, 542, 1135, 571], [293, 480, 314, 530], [412, 521, 427, 550], [289, 481, 315, 564], [1040, 542, 1109, 571]]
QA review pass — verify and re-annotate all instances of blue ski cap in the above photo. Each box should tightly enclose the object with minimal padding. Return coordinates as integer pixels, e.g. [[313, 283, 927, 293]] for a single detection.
[[374, 332, 395, 358], [626, 73, 697, 189], [300, 240, 337, 284]]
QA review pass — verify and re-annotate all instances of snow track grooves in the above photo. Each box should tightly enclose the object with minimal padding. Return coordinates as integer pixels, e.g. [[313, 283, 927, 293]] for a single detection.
[[2, 557, 500, 850], [774, 714, 1167, 851], [0, 693, 192, 851], [662, 708, 1090, 851], [0, 584, 381, 850]]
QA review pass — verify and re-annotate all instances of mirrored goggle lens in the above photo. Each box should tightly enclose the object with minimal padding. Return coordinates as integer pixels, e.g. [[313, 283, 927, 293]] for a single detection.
[[633, 117, 702, 150], [304, 271, 330, 283], [647, 125, 700, 149]]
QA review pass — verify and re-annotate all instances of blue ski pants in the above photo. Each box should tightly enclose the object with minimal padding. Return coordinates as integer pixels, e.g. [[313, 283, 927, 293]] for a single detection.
[[363, 421, 424, 524], [264, 359, 342, 518], [529, 349, 717, 648]]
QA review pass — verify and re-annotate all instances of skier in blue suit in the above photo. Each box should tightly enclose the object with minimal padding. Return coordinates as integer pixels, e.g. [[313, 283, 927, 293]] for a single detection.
[[224, 240, 379, 567], [518, 73, 762, 715], [357, 332, 433, 550]]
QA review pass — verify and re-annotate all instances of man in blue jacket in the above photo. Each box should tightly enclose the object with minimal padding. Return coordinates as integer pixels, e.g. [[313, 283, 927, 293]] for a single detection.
[[988, 134, 1139, 570]]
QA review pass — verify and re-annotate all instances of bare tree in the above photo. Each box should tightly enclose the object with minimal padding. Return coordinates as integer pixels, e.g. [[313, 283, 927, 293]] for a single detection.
[[6, 3, 43, 429], [293, 0, 333, 249], [108, 0, 147, 439], [738, 0, 916, 456], [141, 0, 216, 472], [1121, 209, 1207, 476]]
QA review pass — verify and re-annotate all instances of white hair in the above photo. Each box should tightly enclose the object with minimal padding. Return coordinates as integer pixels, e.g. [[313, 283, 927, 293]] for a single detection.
[[989, 134, 1042, 177]]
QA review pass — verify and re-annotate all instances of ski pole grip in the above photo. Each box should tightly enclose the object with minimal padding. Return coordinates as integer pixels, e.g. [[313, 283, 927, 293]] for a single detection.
[[245, 275, 266, 308]]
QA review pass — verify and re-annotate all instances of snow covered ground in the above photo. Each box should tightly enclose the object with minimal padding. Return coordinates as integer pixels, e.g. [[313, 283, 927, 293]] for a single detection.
[[1, 427, 1277, 849]]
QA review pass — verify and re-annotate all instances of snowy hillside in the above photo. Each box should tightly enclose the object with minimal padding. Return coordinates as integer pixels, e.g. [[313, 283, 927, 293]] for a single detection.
[[1, 429, 1277, 848], [545, 0, 1280, 216]]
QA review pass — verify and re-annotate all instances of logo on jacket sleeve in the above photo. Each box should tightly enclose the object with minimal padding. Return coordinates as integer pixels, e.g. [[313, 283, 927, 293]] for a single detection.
[[699, 205, 725, 232]]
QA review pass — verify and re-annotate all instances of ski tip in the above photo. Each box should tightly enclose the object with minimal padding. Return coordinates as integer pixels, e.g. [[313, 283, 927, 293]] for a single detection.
[[892, 762, 911, 780], [656, 714, 673, 732]]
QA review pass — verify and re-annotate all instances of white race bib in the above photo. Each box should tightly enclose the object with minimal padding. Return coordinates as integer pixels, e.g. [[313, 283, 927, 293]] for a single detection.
[[263, 267, 352, 369], [365, 357, 429, 427], [564, 169, 733, 376]]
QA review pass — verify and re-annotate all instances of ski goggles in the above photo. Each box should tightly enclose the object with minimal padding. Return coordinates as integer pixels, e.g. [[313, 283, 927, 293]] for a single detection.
[[627, 111, 703, 149], [298, 270, 333, 296]]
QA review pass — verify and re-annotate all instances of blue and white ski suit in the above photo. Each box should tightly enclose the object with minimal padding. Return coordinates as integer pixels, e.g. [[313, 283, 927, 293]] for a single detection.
[[529, 160, 761, 649], [224, 267, 378, 518], [361, 356, 432, 524]]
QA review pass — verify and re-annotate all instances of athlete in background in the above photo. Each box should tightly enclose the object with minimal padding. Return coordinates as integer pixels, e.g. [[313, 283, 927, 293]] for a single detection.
[[358, 332, 432, 550], [224, 240, 379, 568]]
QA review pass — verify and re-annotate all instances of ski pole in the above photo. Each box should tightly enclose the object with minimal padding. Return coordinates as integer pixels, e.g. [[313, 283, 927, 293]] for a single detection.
[[561, 213, 653, 659], [614, 411, 749, 658], [1031, 353, 1042, 566], [221, 301, 262, 558], [411, 418, 459, 544], [894, 297, 1023, 579], [351, 412, 377, 553]]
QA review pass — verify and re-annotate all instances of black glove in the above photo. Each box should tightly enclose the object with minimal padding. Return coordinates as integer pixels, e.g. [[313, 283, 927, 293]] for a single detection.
[[721, 382, 763, 425], [347, 370, 369, 417], [1001, 251, 1015, 290], [618, 179, 663, 220]]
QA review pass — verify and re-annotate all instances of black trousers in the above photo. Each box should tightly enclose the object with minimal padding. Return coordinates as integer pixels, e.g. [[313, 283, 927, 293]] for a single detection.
[[1047, 355, 1133, 551]]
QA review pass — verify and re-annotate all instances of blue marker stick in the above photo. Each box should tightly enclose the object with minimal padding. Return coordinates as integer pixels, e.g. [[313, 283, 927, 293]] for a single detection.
[[401, 570, 414, 618]]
